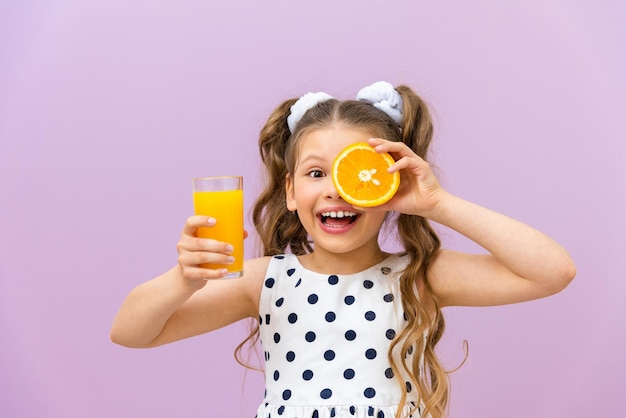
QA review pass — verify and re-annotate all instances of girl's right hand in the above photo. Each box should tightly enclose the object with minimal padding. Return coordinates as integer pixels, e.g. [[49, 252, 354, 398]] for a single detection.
[[176, 216, 235, 283]]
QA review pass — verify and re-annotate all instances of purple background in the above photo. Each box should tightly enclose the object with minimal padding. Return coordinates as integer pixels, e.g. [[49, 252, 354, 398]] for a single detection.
[[1, 1, 625, 417]]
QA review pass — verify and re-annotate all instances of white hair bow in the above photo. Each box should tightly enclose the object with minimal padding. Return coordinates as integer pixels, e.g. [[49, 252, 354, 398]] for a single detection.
[[356, 81, 403, 125], [286, 92, 334, 133]]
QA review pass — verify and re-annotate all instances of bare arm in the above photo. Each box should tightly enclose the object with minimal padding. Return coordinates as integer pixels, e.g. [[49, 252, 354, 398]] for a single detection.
[[366, 138, 576, 307], [426, 192, 576, 307], [110, 216, 267, 348]]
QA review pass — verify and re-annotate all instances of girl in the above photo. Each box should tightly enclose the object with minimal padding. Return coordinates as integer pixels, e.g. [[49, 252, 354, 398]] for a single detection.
[[110, 81, 576, 418]]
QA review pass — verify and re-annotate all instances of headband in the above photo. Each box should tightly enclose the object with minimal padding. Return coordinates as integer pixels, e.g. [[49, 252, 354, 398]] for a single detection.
[[286, 81, 404, 133]]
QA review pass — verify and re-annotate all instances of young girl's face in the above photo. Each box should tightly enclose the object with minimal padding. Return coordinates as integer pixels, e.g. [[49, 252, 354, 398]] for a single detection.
[[286, 125, 388, 257]]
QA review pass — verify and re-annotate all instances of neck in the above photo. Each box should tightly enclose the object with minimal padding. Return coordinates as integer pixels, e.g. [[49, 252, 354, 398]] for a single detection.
[[299, 245, 388, 275]]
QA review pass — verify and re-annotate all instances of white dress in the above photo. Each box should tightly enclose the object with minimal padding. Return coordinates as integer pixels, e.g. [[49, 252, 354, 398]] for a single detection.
[[256, 253, 426, 418]]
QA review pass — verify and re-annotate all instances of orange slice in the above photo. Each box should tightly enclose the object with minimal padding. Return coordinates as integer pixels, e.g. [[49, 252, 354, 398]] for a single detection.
[[332, 142, 400, 207]]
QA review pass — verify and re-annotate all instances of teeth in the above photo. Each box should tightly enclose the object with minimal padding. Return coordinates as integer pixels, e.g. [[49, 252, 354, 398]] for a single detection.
[[321, 210, 357, 218]]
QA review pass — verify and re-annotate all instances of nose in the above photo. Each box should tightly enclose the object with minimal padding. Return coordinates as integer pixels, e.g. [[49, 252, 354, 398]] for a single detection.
[[323, 177, 342, 200]]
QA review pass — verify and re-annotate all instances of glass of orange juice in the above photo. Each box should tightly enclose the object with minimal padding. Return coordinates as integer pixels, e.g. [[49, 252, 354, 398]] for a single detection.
[[192, 176, 244, 278]]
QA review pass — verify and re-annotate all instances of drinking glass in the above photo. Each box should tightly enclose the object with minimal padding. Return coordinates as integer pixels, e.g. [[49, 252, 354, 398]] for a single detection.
[[192, 176, 243, 278]]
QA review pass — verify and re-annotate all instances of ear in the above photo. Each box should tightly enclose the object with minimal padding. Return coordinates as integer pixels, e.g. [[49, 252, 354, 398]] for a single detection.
[[285, 174, 297, 211]]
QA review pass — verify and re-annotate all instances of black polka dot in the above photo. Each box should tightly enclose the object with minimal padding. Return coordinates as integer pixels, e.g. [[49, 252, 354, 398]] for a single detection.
[[363, 280, 374, 289], [288, 313, 298, 323], [312, 410, 319, 418], [286, 351, 295, 362], [368, 406, 375, 415], [408, 345, 414, 355], [258, 315, 262, 325], [365, 348, 377, 359], [265, 314, 271, 325], [385, 368, 394, 379], [383, 293, 394, 302], [282, 389, 291, 400], [302, 369, 313, 380], [295, 278, 302, 287], [265, 278, 275, 288], [320, 388, 332, 399], [328, 275, 339, 285], [325, 312, 336, 322], [344, 368, 355, 379], [264, 351, 269, 361], [274, 255, 285, 259], [344, 295, 355, 305], [305, 331, 316, 342], [381, 266, 392, 275], [324, 350, 335, 361], [273, 370, 280, 381], [377, 411, 385, 418], [350, 406, 356, 414], [365, 311, 376, 321], [385, 329, 396, 340], [364, 387, 376, 398], [308, 294, 319, 304], [276, 297, 284, 307], [278, 405, 285, 415], [287, 268, 296, 276], [406, 381, 413, 392], [345, 330, 357, 341], [273, 333, 281, 343]]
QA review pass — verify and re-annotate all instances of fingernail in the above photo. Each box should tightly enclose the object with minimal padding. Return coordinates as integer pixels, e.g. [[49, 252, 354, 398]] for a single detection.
[[226, 256, 235, 264], [207, 218, 216, 226], [219, 268, 229, 276], [226, 244, 234, 253]]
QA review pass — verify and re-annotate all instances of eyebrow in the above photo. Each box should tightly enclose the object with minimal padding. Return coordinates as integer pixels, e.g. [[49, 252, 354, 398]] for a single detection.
[[297, 153, 328, 166]]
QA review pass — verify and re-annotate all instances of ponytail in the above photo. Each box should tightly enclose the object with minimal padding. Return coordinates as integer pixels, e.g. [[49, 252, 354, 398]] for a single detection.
[[389, 86, 449, 418], [252, 99, 312, 256], [396, 85, 434, 159]]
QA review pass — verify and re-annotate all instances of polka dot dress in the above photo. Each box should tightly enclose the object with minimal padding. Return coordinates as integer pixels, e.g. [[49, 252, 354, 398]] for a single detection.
[[256, 253, 426, 418]]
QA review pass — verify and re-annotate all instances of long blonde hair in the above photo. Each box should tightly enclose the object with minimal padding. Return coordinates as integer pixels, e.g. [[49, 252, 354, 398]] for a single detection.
[[238, 85, 449, 418]]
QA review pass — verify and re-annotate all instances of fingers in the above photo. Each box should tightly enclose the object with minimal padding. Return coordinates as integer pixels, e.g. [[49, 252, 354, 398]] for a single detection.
[[184, 216, 248, 240], [182, 215, 216, 237], [367, 137, 418, 159], [179, 233, 234, 253], [363, 137, 443, 217], [178, 216, 235, 281], [368, 137, 412, 152], [391, 156, 428, 174], [178, 265, 231, 281], [367, 138, 427, 174], [177, 237, 234, 263]]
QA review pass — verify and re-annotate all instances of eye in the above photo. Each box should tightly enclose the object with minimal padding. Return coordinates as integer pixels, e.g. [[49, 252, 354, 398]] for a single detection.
[[306, 169, 326, 178]]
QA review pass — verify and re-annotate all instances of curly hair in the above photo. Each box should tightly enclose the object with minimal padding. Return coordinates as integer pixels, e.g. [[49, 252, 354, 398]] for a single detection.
[[237, 84, 449, 418]]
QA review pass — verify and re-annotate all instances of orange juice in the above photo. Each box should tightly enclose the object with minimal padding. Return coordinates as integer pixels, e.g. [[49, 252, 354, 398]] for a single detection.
[[193, 189, 244, 276]]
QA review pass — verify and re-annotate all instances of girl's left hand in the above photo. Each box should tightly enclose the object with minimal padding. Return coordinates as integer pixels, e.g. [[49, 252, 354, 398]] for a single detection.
[[363, 137, 444, 217]]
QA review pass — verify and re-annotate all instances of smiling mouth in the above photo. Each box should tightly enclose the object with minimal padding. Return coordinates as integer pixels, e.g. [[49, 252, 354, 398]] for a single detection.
[[319, 210, 359, 226]]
